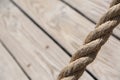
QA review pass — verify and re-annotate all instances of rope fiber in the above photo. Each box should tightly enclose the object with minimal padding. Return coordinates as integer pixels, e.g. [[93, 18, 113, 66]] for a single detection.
[[57, 0, 120, 80]]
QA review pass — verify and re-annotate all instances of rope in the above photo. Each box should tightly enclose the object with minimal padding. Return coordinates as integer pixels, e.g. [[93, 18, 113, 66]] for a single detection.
[[57, 0, 120, 80]]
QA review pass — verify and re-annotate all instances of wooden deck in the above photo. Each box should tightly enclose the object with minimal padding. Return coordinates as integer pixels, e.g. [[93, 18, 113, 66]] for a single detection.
[[0, 0, 120, 80]]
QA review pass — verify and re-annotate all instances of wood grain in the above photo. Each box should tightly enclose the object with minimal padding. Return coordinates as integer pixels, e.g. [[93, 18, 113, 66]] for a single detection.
[[0, 0, 93, 80], [63, 0, 120, 38], [12, 0, 120, 79], [0, 42, 29, 80]]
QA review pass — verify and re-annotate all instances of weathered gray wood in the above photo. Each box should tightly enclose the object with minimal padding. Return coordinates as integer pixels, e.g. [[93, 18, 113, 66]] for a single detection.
[[0, 42, 29, 80], [0, 0, 93, 80], [63, 0, 120, 38], [64, 0, 111, 22], [12, 0, 120, 79]]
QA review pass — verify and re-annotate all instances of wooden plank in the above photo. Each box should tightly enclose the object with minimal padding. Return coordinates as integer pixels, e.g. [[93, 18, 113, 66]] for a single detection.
[[0, 42, 29, 80], [64, 0, 111, 22], [0, 0, 93, 80], [63, 0, 120, 38], [12, 0, 120, 79]]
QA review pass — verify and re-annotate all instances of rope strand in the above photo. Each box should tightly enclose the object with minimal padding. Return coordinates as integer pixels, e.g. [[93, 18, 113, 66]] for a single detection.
[[57, 0, 120, 80]]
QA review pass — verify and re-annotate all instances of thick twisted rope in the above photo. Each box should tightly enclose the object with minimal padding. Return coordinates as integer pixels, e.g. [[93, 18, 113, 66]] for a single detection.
[[57, 0, 120, 80]]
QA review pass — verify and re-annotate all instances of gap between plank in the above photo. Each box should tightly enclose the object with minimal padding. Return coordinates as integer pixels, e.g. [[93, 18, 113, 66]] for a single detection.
[[0, 40, 32, 80], [10, 0, 98, 80], [61, 0, 120, 41]]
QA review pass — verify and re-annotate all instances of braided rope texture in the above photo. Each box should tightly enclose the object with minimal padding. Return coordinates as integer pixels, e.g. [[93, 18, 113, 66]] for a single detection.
[[57, 0, 120, 80]]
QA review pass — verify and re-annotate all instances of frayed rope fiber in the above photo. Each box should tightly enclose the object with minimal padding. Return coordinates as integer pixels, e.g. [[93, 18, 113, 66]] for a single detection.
[[57, 0, 120, 80]]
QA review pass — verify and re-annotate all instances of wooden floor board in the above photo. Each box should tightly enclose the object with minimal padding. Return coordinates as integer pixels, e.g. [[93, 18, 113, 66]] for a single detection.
[[0, 42, 29, 80], [63, 0, 120, 39], [0, 0, 93, 80], [12, 0, 120, 79]]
